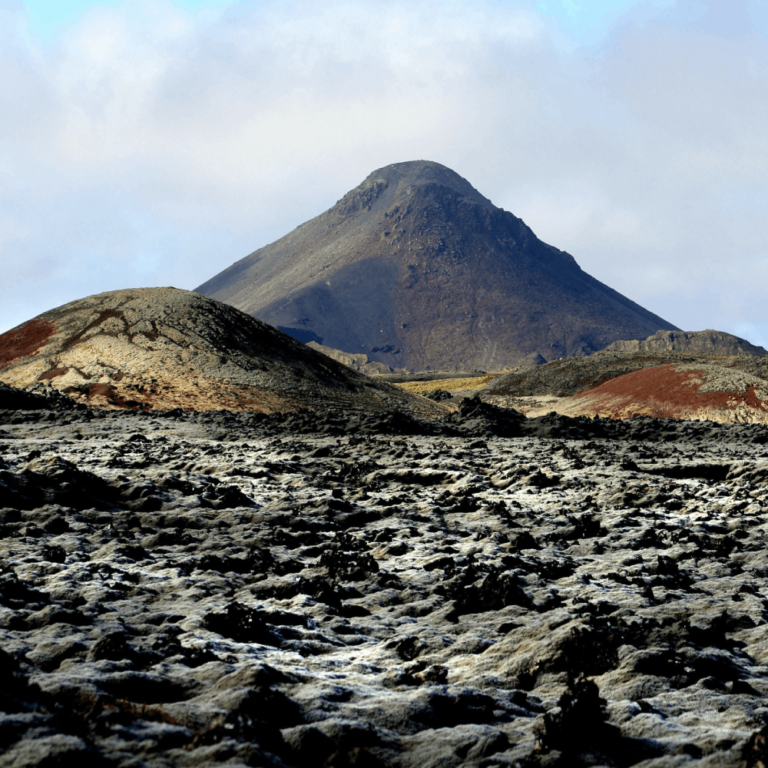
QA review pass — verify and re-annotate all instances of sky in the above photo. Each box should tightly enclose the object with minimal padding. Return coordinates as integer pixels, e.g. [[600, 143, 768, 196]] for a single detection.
[[2, 0, 768, 349]]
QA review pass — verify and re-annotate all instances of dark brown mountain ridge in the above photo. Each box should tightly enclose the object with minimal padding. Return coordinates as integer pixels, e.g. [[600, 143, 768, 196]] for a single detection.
[[197, 160, 679, 370]]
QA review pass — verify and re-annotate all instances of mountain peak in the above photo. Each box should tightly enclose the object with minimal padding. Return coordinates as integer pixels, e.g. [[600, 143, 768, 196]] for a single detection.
[[197, 162, 678, 371], [358, 160, 494, 209], [325, 160, 495, 228]]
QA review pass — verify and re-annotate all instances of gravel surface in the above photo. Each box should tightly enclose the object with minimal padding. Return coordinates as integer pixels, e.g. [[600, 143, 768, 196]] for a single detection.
[[3, 403, 768, 767]]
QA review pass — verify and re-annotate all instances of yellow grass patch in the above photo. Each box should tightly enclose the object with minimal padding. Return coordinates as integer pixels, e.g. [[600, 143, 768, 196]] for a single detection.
[[395, 374, 496, 394]]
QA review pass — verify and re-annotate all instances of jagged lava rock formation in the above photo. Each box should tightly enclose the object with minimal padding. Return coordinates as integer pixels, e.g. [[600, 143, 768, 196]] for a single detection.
[[5, 401, 768, 766], [0, 287, 444, 416], [197, 160, 678, 371]]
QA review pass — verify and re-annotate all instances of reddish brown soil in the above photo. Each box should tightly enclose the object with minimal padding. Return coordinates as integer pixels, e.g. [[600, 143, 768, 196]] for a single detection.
[[39, 367, 70, 380], [574, 364, 768, 418], [0, 319, 56, 370]]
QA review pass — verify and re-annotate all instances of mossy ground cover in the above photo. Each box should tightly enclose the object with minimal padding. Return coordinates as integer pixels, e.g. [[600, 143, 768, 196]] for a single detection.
[[395, 374, 496, 394]]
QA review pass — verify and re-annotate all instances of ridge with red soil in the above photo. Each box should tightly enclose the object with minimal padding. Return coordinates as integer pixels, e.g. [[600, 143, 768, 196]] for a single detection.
[[483, 349, 768, 424], [0, 319, 57, 370], [572, 364, 768, 421]]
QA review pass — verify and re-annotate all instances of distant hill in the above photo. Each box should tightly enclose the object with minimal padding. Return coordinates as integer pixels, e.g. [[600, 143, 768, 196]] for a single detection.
[[602, 329, 767, 357], [197, 160, 678, 371], [0, 287, 444, 416], [483, 337, 768, 424]]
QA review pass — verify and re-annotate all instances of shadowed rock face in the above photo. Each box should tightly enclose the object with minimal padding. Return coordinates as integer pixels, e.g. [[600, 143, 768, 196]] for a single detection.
[[0, 287, 445, 416], [196, 160, 678, 371]]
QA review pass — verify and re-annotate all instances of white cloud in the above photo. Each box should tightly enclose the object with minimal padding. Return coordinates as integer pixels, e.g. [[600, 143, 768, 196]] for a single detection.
[[1, 0, 767, 348]]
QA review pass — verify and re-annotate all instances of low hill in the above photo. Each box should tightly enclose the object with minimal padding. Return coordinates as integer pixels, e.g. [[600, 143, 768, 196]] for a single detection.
[[306, 341, 408, 376], [567, 363, 768, 422], [602, 329, 767, 356], [0, 287, 445, 416], [483, 343, 768, 424]]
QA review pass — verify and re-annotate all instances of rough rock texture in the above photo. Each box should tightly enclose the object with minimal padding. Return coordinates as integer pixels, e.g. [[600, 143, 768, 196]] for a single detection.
[[196, 160, 677, 371], [0, 288, 444, 418], [603, 330, 767, 357], [485, 352, 768, 424], [4, 397, 768, 766]]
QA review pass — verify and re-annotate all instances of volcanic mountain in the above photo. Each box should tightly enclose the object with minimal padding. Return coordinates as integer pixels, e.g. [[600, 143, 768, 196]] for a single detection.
[[0, 287, 444, 416], [197, 160, 678, 371]]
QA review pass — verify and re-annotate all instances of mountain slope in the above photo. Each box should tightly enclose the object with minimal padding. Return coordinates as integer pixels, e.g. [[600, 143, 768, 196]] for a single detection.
[[0, 287, 445, 416], [197, 160, 678, 370]]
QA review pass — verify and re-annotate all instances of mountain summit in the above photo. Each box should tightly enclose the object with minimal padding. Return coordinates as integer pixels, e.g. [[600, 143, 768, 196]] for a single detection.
[[197, 160, 678, 370]]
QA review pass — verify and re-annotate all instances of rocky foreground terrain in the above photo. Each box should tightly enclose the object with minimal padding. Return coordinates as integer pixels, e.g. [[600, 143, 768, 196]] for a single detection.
[[4, 392, 768, 767]]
